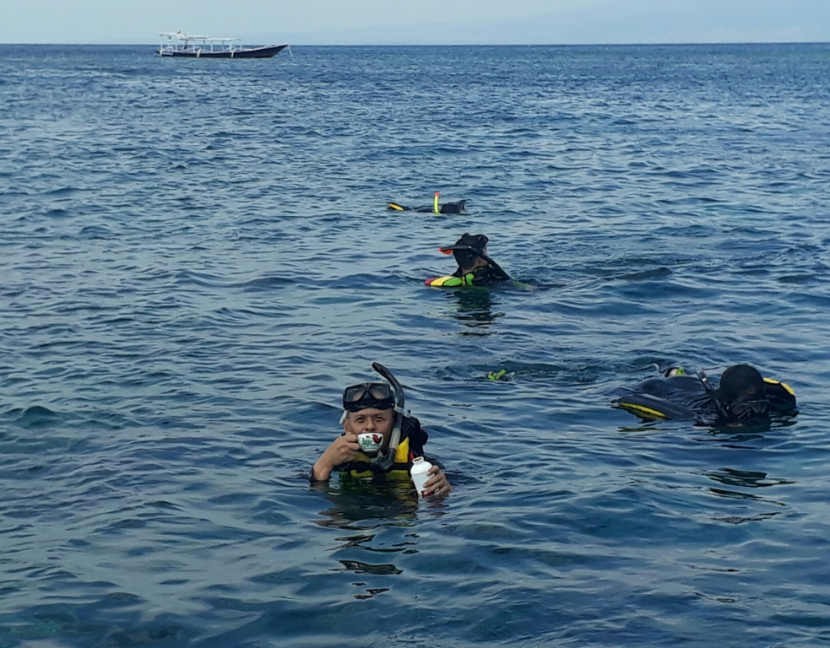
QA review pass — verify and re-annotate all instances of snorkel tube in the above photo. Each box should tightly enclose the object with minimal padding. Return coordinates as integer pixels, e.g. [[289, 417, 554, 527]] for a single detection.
[[371, 362, 405, 470], [695, 368, 730, 421], [438, 245, 511, 281]]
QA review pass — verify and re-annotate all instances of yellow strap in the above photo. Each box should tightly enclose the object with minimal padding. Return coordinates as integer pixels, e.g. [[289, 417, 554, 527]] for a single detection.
[[394, 437, 410, 463], [349, 468, 411, 480]]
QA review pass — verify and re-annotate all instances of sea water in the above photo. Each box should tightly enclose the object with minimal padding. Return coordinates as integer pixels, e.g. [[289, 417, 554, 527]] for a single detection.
[[1, 43, 830, 647]]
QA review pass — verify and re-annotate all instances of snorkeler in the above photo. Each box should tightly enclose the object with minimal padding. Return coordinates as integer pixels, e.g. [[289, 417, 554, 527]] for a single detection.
[[388, 192, 467, 214], [310, 363, 452, 497], [614, 363, 797, 426], [424, 233, 511, 287]]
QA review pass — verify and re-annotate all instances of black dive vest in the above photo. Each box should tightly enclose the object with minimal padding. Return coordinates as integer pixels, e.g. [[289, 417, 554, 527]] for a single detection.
[[451, 264, 508, 287], [615, 374, 797, 424], [338, 415, 429, 479]]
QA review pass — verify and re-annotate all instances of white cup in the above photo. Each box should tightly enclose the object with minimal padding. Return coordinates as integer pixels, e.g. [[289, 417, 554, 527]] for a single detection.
[[357, 432, 383, 455]]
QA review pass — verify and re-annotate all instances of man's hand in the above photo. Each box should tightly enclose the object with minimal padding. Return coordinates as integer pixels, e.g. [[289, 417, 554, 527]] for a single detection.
[[422, 465, 452, 497], [311, 434, 360, 481]]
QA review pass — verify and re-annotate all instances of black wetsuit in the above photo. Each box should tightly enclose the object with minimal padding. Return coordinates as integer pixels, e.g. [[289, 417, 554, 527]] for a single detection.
[[451, 263, 510, 287], [388, 200, 466, 214], [614, 373, 797, 425]]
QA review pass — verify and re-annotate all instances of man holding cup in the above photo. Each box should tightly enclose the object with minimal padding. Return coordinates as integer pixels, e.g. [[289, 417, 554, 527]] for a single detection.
[[310, 371, 452, 497]]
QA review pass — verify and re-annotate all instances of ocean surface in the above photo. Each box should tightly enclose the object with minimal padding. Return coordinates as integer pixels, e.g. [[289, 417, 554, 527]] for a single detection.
[[1, 42, 830, 647]]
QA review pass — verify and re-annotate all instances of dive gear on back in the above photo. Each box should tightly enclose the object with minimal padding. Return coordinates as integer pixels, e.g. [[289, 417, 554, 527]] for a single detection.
[[615, 365, 797, 425]]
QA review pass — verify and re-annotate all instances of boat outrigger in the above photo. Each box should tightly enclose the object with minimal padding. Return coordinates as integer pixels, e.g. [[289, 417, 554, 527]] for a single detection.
[[158, 32, 288, 59]]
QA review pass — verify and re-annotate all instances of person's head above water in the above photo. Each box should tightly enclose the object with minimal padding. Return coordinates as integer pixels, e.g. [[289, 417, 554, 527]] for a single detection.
[[715, 363, 769, 422], [339, 363, 406, 446], [718, 364, 766, 403], [341, 380, 397, 437], [451, 233, 490, 274]]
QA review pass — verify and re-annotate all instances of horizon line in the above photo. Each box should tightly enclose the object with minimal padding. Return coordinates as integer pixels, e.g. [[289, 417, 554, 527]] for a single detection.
[[1, 40, 828, 47]]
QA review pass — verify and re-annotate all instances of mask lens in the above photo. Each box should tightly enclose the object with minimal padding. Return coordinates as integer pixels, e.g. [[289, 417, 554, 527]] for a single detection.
[[343, 384, 368, 404], [368, 384, 392, 400]]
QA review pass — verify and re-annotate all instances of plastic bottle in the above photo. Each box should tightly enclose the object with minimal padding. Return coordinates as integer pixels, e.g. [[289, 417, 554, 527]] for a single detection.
[[410, 456, 433, 498]]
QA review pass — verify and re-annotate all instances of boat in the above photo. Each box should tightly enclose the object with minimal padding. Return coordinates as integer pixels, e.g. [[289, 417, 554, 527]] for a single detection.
[[158, 31, 288, 59]]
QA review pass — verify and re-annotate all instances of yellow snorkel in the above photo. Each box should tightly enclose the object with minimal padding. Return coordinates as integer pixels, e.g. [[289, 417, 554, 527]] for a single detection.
[[433, 191, 440, 215]]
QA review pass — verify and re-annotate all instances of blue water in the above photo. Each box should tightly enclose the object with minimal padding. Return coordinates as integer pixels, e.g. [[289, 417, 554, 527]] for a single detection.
[[2, 42, 830, 647]]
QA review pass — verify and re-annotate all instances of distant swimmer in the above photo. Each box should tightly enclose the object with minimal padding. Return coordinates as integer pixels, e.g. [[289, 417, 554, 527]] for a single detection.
[[613, 363, 797, 427], [388, 191, 467, 214], [425, 233, 511, 287]]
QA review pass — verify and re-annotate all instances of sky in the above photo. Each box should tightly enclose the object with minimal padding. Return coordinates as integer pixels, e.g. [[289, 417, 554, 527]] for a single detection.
[[2, 0, 830, 45]]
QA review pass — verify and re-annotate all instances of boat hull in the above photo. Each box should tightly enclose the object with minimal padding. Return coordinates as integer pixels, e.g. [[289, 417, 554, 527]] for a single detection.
[[158, 44, 288, 59]]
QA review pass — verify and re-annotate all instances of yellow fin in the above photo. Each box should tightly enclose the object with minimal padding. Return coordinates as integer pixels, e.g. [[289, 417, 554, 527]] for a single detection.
[[616, 402, 669, 420]]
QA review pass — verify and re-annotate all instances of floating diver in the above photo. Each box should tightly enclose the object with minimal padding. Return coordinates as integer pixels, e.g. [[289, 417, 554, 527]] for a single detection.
[[613, 363, 797, 427], [310, 363, 452, 497], [424, 233, 511, 288], [388, 191, 467, 214]]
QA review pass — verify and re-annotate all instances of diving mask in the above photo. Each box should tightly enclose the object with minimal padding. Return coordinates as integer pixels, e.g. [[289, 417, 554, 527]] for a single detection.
[[343, 382, 395, 412], [726, 399, 769, 421]]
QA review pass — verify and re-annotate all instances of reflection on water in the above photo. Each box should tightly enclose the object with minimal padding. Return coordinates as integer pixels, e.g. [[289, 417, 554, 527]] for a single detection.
[[447, 289, 503, 333], [338, 560, 402, 575], [311, 481, 423, 600], [710, 509, 781, 525], [333, 532, 419, 554], [338, 559, 400, 601], [706, 468, 795, 489], [353, 587, 390, 601], [311, 480, 418, 531], [704, 467, 791, 524]]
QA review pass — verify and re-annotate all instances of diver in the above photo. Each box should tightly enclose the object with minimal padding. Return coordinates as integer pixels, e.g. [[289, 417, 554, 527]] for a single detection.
[[311, 363, 452, 497], [424, 233, 511, 287], [388, 192, 467, 215], [613, 363, 797, 427]]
